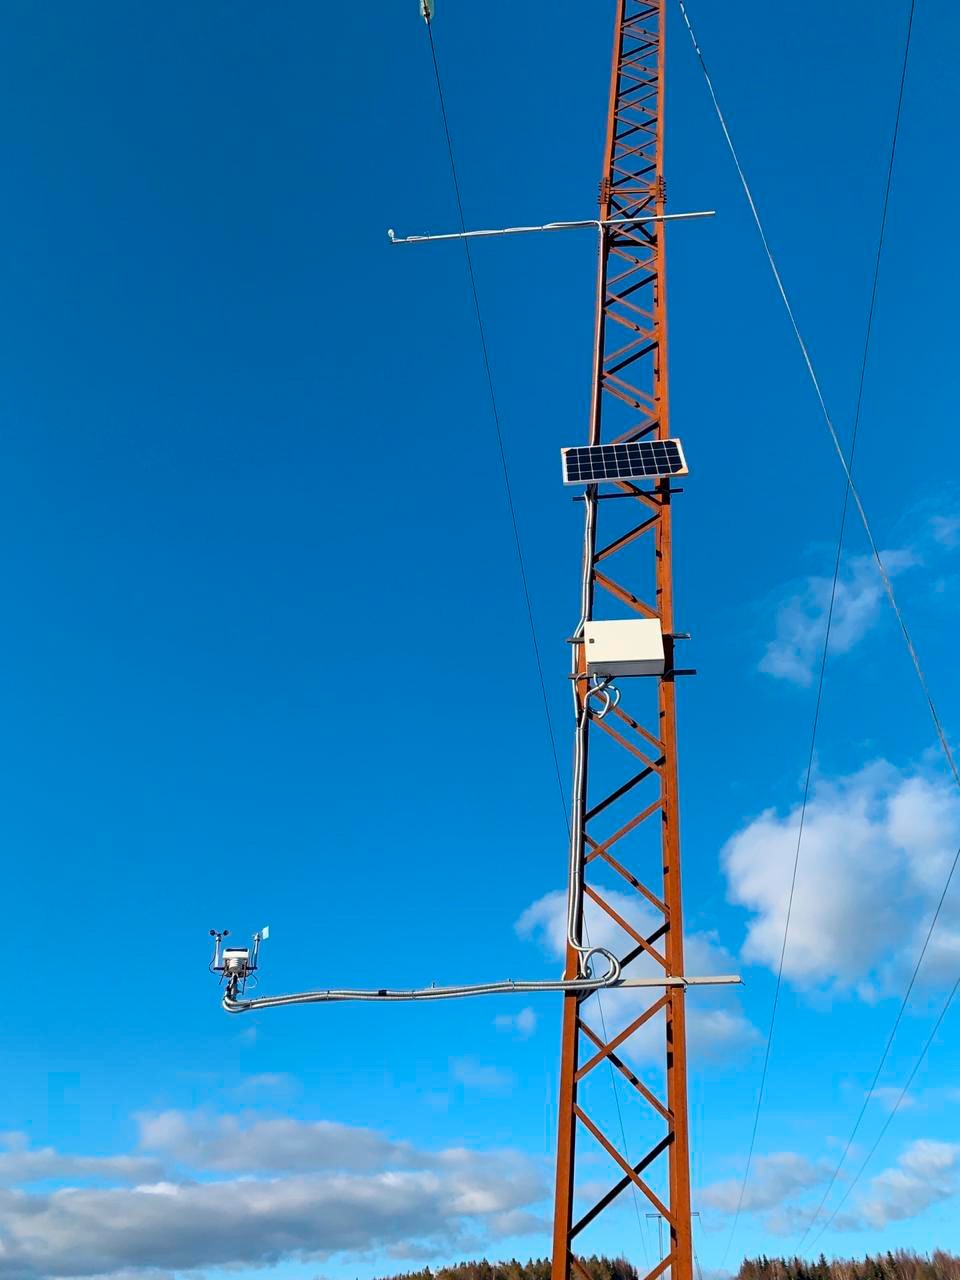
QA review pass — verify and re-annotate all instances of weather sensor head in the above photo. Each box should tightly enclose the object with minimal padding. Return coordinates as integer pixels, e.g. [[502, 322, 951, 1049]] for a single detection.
[[209, 927, 268, 996], [222, 947, 251, 975]]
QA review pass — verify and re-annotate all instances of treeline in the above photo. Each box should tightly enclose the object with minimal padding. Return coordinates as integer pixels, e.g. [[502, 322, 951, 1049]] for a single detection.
[[375, 1254, 960, 1280], [737, 1253, 960, 1280], [374, 1257, 639, 1280]]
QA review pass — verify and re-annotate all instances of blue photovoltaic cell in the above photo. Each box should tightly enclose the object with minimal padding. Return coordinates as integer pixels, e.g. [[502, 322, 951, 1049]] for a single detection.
[[560, 438, 687, 485]]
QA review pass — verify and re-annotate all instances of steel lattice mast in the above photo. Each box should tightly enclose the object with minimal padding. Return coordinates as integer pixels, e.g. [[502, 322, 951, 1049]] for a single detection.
[[552, 4, 693, 1280]]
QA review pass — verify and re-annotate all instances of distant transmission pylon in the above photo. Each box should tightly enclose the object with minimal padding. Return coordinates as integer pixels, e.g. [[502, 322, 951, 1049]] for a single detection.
[[551, 4, 695, 1280]]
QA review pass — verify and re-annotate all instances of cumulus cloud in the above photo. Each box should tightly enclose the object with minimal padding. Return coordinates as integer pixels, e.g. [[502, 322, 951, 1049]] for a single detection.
[[702, 1140, 960, 1236], [866, 1085, 916, 1112], [701, 1152, 828, 1215], [0, 1165, 540, 1278], [493, 1007, 538, 1038], [136, 1110, 416, 1174], [838, 1139, 960, 1230], [450, 1058, 515, 1093], [0, 1117, 548, 1279], [229, 1072, 299, 1101], [931, 514, 960, 548], [516, 889, 755, 1062], [0, 1133, 161, 1187], [722, 760, 960, 993], [759, 550, 917, 685]]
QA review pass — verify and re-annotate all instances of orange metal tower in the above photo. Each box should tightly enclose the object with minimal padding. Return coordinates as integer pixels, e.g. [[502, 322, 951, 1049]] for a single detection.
[[551, 4, 693, 1279]]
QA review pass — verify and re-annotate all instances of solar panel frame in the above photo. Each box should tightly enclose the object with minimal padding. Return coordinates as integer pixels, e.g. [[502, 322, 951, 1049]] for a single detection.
[[560, 438, 688, 485]]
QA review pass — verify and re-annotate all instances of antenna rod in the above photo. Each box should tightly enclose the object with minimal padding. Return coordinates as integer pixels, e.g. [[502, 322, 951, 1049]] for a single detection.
[[388, 210, 715, 245]]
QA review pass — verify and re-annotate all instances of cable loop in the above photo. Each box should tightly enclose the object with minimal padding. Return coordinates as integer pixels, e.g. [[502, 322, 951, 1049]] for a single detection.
[[589, 675, 621, 719]]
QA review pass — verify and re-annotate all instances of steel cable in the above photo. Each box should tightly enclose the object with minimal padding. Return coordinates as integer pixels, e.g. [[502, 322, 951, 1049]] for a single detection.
[[806, 972, 960, 1250], [677, 0, 958, 794], [424, 17, 618, 989], [424, 20, 571, 835], [799, 837, 960, 1249], [423, 20, 684, 1258], [675, 0, 959, 1262], [222, 15, 629, 1016], [786, 5, 960, 1244]]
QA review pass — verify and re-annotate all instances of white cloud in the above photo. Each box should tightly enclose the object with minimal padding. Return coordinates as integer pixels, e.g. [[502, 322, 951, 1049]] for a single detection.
[[900, 1137, 956, 1177], [0, 1133, 161, 1187], [229, 1072, 299, 1101], [702, 1140, 960, 1235], [701, 1152, 827, 1215], [0, 1118, 548, 1279], [759, 550, 917, 685], [493, 1007, 537, 1038], [136, 1111, 416, 1174], [58, 1272, 177, 1280], [838, 1138, 960, 1230], [931, 514, 960, 548], [516, 889, 755, 1062], [450, 1057, 515, 1093], [702, 1139, 960, 1238], [866, 1085, 916, 1112], [722, 760, 960, 993]]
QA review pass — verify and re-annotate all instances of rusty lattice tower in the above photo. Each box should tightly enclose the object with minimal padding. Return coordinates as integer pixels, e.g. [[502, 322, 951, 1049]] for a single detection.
[[552, 4, 693, 1279]]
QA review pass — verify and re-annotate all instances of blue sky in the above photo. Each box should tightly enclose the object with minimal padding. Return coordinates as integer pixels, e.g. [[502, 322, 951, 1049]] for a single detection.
[[3, 0, 960, 1276]]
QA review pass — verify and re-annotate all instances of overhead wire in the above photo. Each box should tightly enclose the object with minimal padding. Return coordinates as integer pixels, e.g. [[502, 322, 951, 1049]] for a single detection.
[[423, 16, 649, 1248], [799, 836, 960, 1249], [423, 20, 570, 834], [231, 14, 661, 1239], [220, 13, 631, 1019], [787, 4, 960, 1244], [675, 0, 960, 1261], [223, 14, 765, 1027], [677, 0, 959, 796], [806, 972, 960, 1250], [692, 1213, 706, 1280], [691, 0, 926, 1259], [422, 12, 621, 984]]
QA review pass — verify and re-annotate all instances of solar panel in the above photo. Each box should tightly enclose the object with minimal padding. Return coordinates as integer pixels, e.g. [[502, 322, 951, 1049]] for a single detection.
[[560, 438, 688, 485]]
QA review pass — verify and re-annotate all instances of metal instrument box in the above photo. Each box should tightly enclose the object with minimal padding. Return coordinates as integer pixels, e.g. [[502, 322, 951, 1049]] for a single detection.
[[583, 619, 665, 677]]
